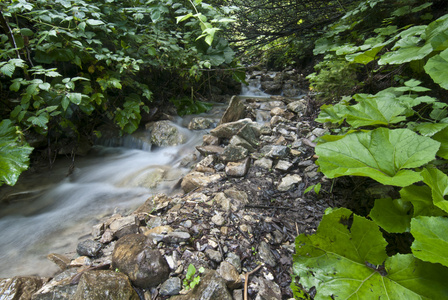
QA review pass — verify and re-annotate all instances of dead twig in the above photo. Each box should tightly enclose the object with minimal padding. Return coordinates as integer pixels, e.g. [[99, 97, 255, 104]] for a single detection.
[[244, 264, 264, 300]]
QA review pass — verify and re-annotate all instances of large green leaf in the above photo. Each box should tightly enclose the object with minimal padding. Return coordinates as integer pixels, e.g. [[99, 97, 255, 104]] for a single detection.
[[315, 103, 347, 124], [0, 120, 33, 186], [432, 126, 448, 159], [400, 185, 447, 217], [370, 198, 412, 233], [345, 93, 407, 127], [411, 216, 448, 267], [292, 208, 448, 299], [379, 43, 433, 65], [315, 128, 440, 187], [421, 167, 448, 213], [424, 48, 448, 90]]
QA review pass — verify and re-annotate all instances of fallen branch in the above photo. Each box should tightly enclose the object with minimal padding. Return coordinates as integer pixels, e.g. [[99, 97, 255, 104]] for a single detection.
[[244, 264, 264, 300]]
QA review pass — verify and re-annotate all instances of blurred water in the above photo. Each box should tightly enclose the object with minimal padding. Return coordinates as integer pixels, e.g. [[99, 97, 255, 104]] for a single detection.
[[0, 121, 205, 277]]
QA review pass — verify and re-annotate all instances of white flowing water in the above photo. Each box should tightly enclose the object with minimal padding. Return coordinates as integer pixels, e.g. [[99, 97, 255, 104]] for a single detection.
[[0, 118, 211, 277]]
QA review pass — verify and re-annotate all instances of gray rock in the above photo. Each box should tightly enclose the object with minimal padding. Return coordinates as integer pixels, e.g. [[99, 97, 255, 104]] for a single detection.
[[91, 223, 105, 240], [196, 145, 225, 156], [270, 107, 285, 116], [181, 172, 224, 193], [261, 81, 282, 94], [32, 269, 79, 300], [0, 276, 44, 300], [202, 134, 220, 146], [188, 117, 214, 130], [229, 135, 255, 152], [47, 253, 71, 271], [311, 127, 328, 137], [210, 118, 254, 139], [233, 289, 244, 300], [236, 124, 261, 147], [258, 241, 277, 267], [254, 157, 273, 170], [159, 277, 182, 296], [219, 95, 246, 125], [217, 261, 242, 289], [287, 100, 307, 115], [109, 215, 138, 232], [225, 252, 242, 273], [278, 174, 302, 192], [77, 239, 102, 257], [266, 145, 289, 159], [112, 234, 170, 288], [225, 157, 250, 177], [163, 231, 191, 244], [275, 160, 293, 171], [72, 270, 139, 300], [205, 249, 223, 263], [254, 276, 282, 300], [147, 120, 188, 146], [211, 214, 226, 226], [220, 145, 248, 162], [169, 269, 231, 300]]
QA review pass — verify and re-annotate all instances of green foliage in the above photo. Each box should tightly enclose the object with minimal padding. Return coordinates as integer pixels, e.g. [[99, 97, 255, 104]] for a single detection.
[[170, 96, 213, 116], [0, 119, 33, 186], [183, 264, 205, 290], [292, 208, 448, 299], [292, 3, 448, 299]]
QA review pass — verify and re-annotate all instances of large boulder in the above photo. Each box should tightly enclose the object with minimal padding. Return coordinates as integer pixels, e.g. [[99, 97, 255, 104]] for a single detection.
[[219, 96, 246, 125], [146, 120, 188, 147], [72, 270, 139, 300], [112, 234, 170, 288], [0, 276, 44, 300]]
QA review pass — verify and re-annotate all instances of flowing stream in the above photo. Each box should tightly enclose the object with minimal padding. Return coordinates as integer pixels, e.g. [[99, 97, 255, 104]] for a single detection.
[[0, 113, 223, 278]]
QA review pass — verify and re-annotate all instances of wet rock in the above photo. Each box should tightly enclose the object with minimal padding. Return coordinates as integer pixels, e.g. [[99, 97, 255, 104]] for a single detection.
[[147, 120, 188, 147], [254, 276, 282, 300], [72, 270, 138, 300], [220, 145, 248, 162], [188, 117, 214, 130], [225, 157, 250, 177], [195, 155, 216, 173], [236, 124, 261, 147], [203, 134, 220, 146], [32, 268, 78, 300], [181, 172, 224, 193], [278, 174, 302, 192], [196, 145, 225, 157], [170, 270, 231, 300], [210, 118, 254, 139], [112, 234, 169, 288], [254, 157, 273, 170], [47, 253, 71, 271], [77, 239, 102, 257], [270, 107, 285, 117], [159, 277, 182, 296], [217, 261, 242, 289], [205, 249, 222, 263], [0, 276, 44, 300], [261, 81, 282, 94], [219, 96, 246, 125], [229, 135, 255, 152], [258, 241, 277, 267], [265, 145, 289, 159]]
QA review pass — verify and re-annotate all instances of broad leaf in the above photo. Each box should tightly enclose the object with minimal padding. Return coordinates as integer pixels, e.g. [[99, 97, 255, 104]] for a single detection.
[[292, 208, 448, 299], [413, 122, 448, 136], [315, 103, 347, 124], [400, 185, 447, 217], [0, 120, 33, 186], [421, 168, 448, 213], [424, 48, 448, 90], [370, 198, 412, 233], [411, 216, 448, 267], [379, 43, 433, 65], [345, 93, 407, 127], [432, 127, 448, 159], [315, 128, 440, 187]]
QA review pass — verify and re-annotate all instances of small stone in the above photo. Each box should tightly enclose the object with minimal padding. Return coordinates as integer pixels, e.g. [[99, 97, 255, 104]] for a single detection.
[[225, 252, 242, 273], [70, 256, 92, 267], [181, 172, 223, 193], [217, 261, 242, 289], [254, 276, 282, 300], [270, 107, 285, 116], [91, 223, 105, 239], [163, 231, 191, 244], [99, 229, 114, 244], [211, 214, 226, 226], [109, 215, 138, 232], [196, 145, 225, 156], [214, 193, 231, 212], [267, 145, 289, 159], [220, 145, 249, 162], [221, 227, 229, 235], [144, 225, 173, 235], [203, 134, 220, 146], [208, 239, 219, 248], [181, 220, 193, 228], [225, 157, 250, 177], [275, 160, 293, 171], [258, 241, 277, 267], [311, 127, 328, 137], [76, 239, 102, 257], [188, 117, 214, 130], [254, 157, 273, 170], [229, 135, 255, 152], [146, 216, 163, 229], [277, 174, 302, 192], [205, 249, 222, 262], [233, 289, 244, 300], [287, 100, 307, 115], [159, 277, 182, 296]]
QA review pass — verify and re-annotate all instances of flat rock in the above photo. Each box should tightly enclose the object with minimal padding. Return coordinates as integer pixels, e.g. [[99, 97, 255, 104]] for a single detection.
[[258, 241, 277, 267], [72, 270, 139, 300], [196, 145, 224, 156], [210, 118, 254, 139], [275, 160, 293, 171], [159, 277, 182, 296], [254, 157, 273, 170], [278, 174, 302, 192], [220, 145, 248, 162], [181, 172, 224, 193]]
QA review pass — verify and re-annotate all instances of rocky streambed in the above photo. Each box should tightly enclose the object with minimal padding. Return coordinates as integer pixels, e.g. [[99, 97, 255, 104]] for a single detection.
[[1, 88, 343, 299]]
